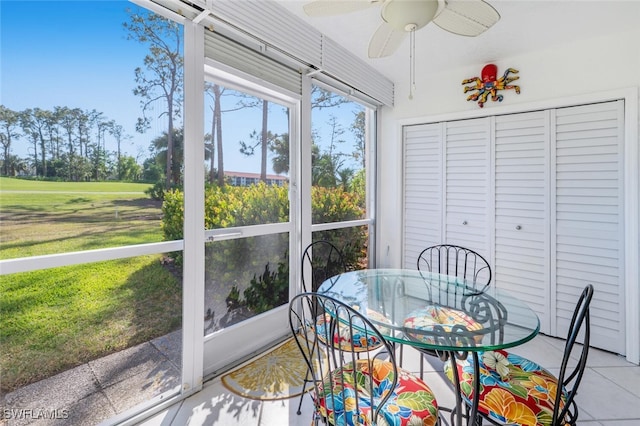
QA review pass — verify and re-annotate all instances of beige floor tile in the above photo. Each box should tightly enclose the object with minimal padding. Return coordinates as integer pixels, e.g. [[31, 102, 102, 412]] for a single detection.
[[131, 334, 640, 426], [576, 368, 640, 421], [590, 365, 640, 399], [586, 348, 637, 368], [170, 380, 261, 426], [259, 395, 315, 426]]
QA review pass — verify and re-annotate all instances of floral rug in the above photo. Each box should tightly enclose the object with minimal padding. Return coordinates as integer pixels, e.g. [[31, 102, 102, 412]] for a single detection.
[[221, 337, 317, 401]]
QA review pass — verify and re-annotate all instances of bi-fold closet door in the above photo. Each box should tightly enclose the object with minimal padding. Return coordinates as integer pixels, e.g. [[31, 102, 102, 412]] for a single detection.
[[551, 101, 625, 353], [402, 100, 625, 355], [402, 118, 491, 267], [493, 111, 551, 334]]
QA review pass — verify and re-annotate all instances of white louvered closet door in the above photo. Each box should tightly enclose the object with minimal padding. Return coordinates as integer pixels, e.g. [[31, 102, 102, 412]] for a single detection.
[[494, 111, 551, 334], [553, 100, 625, 354], [444, 118, 491, 258], [402, 123, 443, 269]]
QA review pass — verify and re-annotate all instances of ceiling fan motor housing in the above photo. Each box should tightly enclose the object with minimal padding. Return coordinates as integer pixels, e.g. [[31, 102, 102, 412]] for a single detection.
[[381, 0, 441, 32]]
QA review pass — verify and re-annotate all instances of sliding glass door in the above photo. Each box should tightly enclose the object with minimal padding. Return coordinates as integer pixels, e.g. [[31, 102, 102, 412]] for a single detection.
[[201, 65, 298, 376]]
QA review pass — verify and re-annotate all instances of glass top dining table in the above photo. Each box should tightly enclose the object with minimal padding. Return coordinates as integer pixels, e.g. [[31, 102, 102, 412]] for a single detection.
[[317, 268, 540, 354], [316, 269, 540, 426]]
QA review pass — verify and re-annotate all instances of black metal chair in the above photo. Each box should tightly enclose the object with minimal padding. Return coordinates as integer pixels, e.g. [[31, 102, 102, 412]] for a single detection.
[[445, 284, 594, 426], [297, 240, 385, 414], [301, 240, 348, 293], [289, 292, 441, 426], [417, 244, 492, 292], [405, 244, 493, 375]]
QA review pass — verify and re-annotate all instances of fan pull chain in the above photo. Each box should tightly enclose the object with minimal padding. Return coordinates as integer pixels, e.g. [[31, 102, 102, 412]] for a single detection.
[[409, 26, 416, 100]]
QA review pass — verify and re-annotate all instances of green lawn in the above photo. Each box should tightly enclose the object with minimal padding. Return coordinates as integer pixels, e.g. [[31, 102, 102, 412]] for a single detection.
[[0, 176, 152, 192], [0, 178, 161, 259], [0, 177, 182, 393]]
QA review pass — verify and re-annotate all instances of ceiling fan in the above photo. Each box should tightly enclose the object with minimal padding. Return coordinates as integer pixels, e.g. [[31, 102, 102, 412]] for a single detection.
[[303, 0, 500, 99], [303, 0, 500, 58]]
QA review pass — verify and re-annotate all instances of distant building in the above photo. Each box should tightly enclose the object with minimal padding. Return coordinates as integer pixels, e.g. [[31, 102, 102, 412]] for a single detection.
[[224, 171, 288, 187]]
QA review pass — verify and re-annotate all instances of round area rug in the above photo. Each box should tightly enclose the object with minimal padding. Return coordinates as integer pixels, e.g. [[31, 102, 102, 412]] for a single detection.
[[221, 337, 318, 401]]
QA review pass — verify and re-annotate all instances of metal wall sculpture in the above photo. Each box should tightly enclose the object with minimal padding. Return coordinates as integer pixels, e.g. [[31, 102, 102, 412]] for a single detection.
[[462, 64, 520, 108]]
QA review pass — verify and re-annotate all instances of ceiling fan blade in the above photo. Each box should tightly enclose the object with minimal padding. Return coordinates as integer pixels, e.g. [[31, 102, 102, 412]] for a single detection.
[[368, 21, 407, 58], [303, 0, 380, 17], [433, 0, 500, 37]]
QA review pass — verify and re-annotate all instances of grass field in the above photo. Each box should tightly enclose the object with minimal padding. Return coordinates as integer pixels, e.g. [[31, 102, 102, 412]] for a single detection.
[[0, 177, 182, 393], [0, 177, 162, 259], [0, 177, 152, 192]]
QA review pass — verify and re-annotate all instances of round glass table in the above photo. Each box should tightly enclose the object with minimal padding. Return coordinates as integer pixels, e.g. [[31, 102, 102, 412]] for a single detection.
[[317, 268, 540, 426]]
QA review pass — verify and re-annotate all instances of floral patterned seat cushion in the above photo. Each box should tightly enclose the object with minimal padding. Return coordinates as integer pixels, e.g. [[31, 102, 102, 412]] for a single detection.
[[315, 310, 391, 353], [403, 306, 484, 346], [318, 359, 439, 426], [444, 350, 569, 426]]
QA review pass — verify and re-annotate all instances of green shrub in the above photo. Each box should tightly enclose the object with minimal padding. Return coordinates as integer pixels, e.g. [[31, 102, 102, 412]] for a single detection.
[[160, 182, 367, 314], [311, 185, 364, 223], [161, 189, 184, 243], [145, 181, 166, 201], [242, 261, 289, 314]]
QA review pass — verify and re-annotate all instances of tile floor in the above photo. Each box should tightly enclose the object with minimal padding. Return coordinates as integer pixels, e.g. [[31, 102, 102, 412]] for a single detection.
[[136, 334, 640, 425]]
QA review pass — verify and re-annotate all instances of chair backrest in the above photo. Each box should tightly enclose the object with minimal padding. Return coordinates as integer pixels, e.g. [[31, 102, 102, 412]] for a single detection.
[[289, 292, 397, 425], [417, 244, 492, 291], [553, 284, 593, 425], [301, 240, 347, 292]]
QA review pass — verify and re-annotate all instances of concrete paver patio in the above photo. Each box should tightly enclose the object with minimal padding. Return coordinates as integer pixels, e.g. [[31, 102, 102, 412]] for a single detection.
[[2, 330, 182, 426]]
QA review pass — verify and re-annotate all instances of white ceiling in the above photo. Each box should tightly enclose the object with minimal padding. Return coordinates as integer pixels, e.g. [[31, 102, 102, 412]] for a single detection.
[[278, 0, 640, 83]]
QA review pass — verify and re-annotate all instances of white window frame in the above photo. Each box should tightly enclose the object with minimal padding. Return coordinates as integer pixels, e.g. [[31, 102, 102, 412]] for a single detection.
[[302, 77, 378, 267]]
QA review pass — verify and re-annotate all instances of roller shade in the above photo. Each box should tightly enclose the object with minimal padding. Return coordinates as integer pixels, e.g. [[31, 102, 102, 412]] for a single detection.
[[204, 30, 302, 95], [208, 0, 394, 106], [153, 0, 394, 106]]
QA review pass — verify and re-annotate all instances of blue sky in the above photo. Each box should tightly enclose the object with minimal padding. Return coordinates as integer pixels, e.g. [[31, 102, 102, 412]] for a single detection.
[[1, 0, 363, 175], [1, 0, 162, 162]]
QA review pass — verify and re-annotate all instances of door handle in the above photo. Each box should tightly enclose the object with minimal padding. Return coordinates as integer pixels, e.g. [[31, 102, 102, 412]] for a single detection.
[[206, 232, 242, 242]]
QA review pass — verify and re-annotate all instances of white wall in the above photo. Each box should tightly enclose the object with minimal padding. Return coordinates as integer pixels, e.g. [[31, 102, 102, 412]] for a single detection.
[[377, 28, 640, 268]]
